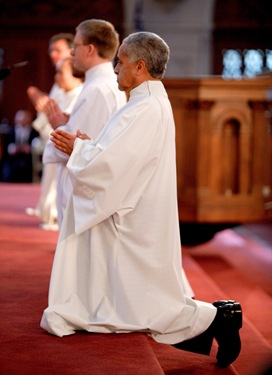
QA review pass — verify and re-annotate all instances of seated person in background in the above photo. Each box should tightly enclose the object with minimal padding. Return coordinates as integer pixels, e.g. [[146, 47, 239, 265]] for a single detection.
[[1, 110, 39, 183]]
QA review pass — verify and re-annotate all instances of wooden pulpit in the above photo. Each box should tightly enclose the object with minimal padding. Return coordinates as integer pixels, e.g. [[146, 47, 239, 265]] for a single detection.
[[164, 76, 272, 223]]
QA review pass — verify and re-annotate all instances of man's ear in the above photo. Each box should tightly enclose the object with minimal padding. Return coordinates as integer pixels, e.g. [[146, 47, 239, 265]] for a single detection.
[[87, 44, 96, 55], [136, 60, 146, 73]]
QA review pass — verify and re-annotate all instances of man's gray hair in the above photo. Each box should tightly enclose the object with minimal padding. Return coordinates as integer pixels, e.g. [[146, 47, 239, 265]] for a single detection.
[[122, 32, 170, 79]]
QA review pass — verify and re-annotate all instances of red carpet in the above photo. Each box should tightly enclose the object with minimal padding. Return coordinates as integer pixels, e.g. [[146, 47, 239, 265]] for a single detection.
[[0, 183, 271, 374]]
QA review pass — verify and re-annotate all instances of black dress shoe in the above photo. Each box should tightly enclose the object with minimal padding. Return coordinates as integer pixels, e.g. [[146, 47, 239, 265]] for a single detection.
[[172, 300, 242, 368], [213, 300, 242, 368]]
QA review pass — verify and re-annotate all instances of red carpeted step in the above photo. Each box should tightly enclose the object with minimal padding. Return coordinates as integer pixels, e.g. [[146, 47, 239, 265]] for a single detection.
[[147, 336, 237, 375], [183, 240, 272, 375], [0, 184, 164, 375], [188, 229, 272, 346], [1, 183, 272, 375], [1, 331, 164, 375]]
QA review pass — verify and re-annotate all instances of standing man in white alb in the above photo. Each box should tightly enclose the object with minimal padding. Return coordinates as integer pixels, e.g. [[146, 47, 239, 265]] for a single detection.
[[26, 33, 75, 230], [42, 19, 127, 227]]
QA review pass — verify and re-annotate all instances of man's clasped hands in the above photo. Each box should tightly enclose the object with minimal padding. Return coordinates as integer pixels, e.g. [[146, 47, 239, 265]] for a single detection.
[[50, 128, 90, 156]]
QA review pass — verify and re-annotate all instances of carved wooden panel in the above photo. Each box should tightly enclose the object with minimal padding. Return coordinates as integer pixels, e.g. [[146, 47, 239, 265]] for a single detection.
[[164, 76, 272, 223]]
